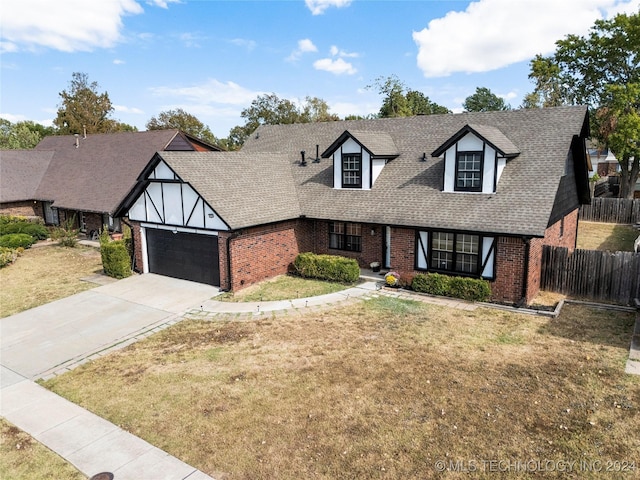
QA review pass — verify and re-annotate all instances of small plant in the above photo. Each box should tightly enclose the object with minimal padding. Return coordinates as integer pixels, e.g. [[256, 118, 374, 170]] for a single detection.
[[0, 233, 35, 249], [0, 247, 18, 268], [51, 215, 79, 247], [385, 271, 400, 287]]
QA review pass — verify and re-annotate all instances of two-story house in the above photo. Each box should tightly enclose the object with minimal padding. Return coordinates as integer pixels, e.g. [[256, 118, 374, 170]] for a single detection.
[[116, 106, 590, 305]]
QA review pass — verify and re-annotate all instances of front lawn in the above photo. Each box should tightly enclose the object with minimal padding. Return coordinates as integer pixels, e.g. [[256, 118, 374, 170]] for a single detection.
[[0, 419, 86, 480], [577, 221, 637, 251], [0, 245, 103, 318], [218, 274, 351, 302], [42, 299, 639, 479]]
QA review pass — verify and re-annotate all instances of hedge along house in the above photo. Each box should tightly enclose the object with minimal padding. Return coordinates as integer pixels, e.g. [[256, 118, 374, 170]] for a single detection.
[[116, 106, 590, 305], [10, 130, 221, 235]]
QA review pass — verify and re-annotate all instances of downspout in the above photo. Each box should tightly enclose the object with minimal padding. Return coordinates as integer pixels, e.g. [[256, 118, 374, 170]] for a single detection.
[[121, 217, 138, 273], [518, 236, 531, 307], [223, 232, 240, 292]]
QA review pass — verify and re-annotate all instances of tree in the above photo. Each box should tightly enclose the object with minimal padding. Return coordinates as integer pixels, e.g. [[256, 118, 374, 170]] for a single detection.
[[53, 72, 116, 134], [405, 90, 451, 115], [300, 96, 340, 123], [368, 75, 450, 117], [146, 108, 217, 145], [463, 87, 510, 112], [526, 11, 640, 198], [227, 93, 339, 147], [368, 75, 410, 118], [0, 119, 54, 149], [521, 55, 567, 108]]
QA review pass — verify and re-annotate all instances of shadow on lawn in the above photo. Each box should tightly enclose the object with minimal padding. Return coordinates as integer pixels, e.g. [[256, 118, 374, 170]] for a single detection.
[[596, 224, 637, 252], [538, 304, 636, 349]]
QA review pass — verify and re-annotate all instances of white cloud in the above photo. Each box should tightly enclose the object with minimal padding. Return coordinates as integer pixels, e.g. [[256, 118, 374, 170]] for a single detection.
[[1, 0, 144, 52], [146, 0, 180, 8], [149, 78, 263, 106], [329, 45, 359, 58], [114, 104, 144, 114], [313, 57, 357, 75], [305, 0, 352, 15], [286, 38, 318, 62], [412, 0, 636, 77], [230, 38, 257, 51], [113, 59, 126, 65]]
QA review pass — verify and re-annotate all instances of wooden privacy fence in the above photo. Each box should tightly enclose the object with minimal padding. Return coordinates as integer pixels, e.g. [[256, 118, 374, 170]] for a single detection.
[[580, 198, 640, 224], [541, 246, 640, 305]]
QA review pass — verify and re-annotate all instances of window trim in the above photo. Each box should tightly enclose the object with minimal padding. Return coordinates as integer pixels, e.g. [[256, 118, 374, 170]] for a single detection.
[[341, 153, 362, 189], [329, 221, 362, 252], [416, 230, 481, 276], [454, 150, 483, 192]]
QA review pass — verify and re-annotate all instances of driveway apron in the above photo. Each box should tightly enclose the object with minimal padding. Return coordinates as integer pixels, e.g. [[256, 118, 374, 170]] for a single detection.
[[1, 273, 220, 380]]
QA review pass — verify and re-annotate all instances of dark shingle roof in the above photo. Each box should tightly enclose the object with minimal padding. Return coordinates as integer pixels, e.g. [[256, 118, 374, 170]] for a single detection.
[[322, 130, 399, 158], [432, 124, 520, 158], [156, 151, 301, 230], [0, 150, 54, 203], [33, 130, 189, 214], [133, 107, 588, 237]]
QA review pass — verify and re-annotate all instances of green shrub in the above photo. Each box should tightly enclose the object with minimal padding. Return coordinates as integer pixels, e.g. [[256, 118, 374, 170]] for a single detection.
[[293, 252, 359, 283], [0, 221, 49, 240], [411, 272, 450, 296], [0, 233, 34, 249], [411, 272, 491, 302], [448, 276, 491, 301], [0, 247, 17, 268], [101, 240, 132, 279]]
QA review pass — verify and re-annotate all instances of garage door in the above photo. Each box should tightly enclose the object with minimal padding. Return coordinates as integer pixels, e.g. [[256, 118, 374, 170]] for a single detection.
[[146, 229, 220, 286]]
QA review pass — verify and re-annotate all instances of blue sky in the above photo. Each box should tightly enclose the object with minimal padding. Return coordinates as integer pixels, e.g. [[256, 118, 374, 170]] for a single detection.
[[2, 0, 638, 138]]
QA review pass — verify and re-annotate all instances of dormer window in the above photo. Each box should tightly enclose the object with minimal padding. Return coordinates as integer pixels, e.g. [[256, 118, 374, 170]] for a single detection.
[[322, 130, 399, 190], [342, 153, 362, 188], [455, 151, 483, 192], [433, 124, 520, 194]]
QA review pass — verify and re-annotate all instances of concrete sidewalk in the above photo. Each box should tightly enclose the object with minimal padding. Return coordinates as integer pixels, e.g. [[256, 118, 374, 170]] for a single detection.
[[1, 366, 213, 480], [186, 280, 479, 320]]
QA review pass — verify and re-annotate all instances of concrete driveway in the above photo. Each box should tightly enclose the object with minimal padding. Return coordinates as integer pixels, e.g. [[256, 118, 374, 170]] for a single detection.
[[1, 274, 220, 380]]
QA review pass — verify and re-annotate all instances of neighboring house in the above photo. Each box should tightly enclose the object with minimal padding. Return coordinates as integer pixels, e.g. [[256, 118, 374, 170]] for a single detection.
[[117, 106, 591, 305], [0, 130, 220, 235], [0, 150, 54, 217]]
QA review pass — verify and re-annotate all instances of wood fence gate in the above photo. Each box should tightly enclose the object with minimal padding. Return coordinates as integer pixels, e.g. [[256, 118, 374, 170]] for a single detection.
[[541, 246, 640, 305]]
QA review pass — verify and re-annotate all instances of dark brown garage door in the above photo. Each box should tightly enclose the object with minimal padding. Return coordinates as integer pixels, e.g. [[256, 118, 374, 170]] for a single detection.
[[146, 229, 220, 286]]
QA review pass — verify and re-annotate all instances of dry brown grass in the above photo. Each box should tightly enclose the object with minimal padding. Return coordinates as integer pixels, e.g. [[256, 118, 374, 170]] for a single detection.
[[0, 418, 86, 480], [577, 221, 637, 251], [218, 274, 349, 302], [0, 244, 102, 318], [43, 299, 639, 479]]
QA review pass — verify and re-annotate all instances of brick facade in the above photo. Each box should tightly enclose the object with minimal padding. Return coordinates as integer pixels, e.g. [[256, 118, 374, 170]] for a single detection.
[[225, 220, 314, 291], [315, 221, 385, 267], [129, 209, 579, 304], [525, 208, 578, 303], [0, 201, 43, 218]]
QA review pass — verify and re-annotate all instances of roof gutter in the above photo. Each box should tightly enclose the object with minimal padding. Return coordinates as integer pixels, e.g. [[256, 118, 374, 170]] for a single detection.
[[222, 232, 240, 292]]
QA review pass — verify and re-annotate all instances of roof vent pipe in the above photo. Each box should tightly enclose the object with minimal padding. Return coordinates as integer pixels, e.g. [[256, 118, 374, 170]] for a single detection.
[[74, 134, 79, 148], [421, 152, 426, 162], [300, 150, 307, 166], [83, 125, 87, 139]]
